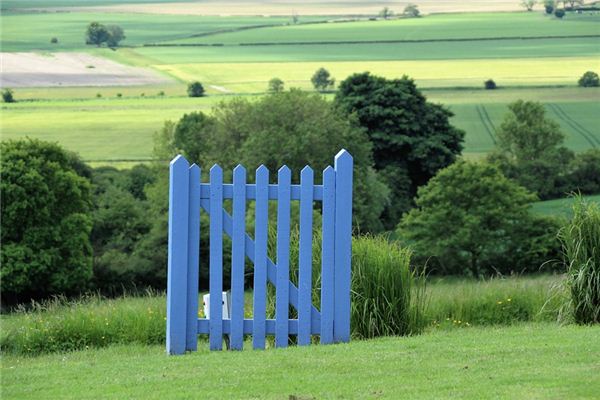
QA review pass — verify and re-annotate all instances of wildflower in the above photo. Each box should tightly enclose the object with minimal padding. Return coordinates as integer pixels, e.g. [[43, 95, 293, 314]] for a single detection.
[[507, 298, 512, 302], [497, 301, 503, 304]]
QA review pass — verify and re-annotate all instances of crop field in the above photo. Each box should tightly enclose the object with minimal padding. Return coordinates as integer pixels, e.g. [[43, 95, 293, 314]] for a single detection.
[[531, 194, 600, 217]]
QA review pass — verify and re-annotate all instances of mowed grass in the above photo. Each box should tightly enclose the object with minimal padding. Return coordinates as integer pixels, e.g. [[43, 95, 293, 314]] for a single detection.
[[2, 88, 597, 163], [531, 195, 600, 218], [165, 12, 600, 45], [2, 324, 599, 399]]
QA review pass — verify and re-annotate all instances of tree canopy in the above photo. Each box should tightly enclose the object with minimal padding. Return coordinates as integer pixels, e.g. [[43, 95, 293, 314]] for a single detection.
[[398, 160, 560, 276], [335, 72, 464, 228], [1, 139, 94, 303]]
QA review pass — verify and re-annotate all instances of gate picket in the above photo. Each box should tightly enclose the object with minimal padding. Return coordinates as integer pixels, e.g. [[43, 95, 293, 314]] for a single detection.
[[275, 166, 291, 348], [298, 166, 314, 346], [252, 166, 269, 349], [230, 165, 246, 350], [209, 165, 223, 351], [166, 151, 353, 354]]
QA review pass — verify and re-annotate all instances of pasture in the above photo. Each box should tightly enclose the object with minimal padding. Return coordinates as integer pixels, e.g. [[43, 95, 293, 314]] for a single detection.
[[2, 323, 599, 399]]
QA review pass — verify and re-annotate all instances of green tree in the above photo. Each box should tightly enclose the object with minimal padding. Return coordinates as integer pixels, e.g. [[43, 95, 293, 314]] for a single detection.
[[521, 0, 537, 11], [488, 100, 574, 199], [379, 7, 394, 19], [268, 77, 285, 92], [106, 24, 125, 47], [85, 22, 109, 46], [398, 161, 560, 276], [544, 0, 556, 13], [403, 4, 420, 17], [1, 139, 93, 303], [172, 111, 219, 164], [578, 71, 599, 87], [187, 81, 205, 97], [568, 149, 600, 194], [555, 8, 566, 17], [335, 72, 464, 229], [311, 67, 335, 91], [2, 88, 15, 103]]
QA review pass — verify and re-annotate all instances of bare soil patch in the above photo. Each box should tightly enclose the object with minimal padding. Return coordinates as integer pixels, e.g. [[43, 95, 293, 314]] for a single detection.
[[49, 1, 521, 16], [1, 52, 170, 88]]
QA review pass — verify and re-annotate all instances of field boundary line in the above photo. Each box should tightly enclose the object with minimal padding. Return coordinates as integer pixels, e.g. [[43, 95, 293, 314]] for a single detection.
[[548, 103, 598, 148], [143, 34, 600, 47], [476, 105, 497, 144]]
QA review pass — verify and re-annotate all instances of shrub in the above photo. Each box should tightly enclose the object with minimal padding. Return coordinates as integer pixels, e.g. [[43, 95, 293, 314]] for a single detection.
[[311, 67, 335, 91], [96, 93, 102, 98], [116, 93, 122, 98], [1, 139, 93, 304], [2, 88, 15, 103], [558, 197, 600, 324], [157, 90, 165, 97], [578, 71, 600, 87], [268, 77, 284, 92], [403, 4, 420, 17], [351, 235, 427, 338], [568, 149, 600, 194], [187, 81, 205, 97], [50, 37, 58, 43], [484, 79, 497, 90], [555, 8, 566, 18]]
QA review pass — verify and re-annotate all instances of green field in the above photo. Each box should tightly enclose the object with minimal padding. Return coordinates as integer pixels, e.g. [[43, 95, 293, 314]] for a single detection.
[[532, 194, 600, 217], [2, 323, 599, 399], [2, 87, 597, 163]]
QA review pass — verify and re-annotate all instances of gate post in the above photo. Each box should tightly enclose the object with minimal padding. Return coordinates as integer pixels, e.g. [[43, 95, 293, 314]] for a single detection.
[[167, 155, 190, 354], [333, 149, 353, 343]]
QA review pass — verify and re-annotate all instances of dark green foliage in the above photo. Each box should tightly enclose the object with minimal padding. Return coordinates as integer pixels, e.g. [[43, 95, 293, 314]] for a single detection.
[[311, 67, 335, 91], [398, 161, 561, 276], [1, 139, 93, 303], [335, 72, 464, 229], [187, 81, 205, 97], [488, 100, 574, 200], [50, 37, 58, 44], [85, 22, 109, 46], [568, 149, 600, 194], [172, 112, 218, 163], [578, 71, 600, 87], [268, 77, 284, 92], [85, 22, 124, 47], [379, 7, 394, 19], [544, 0, 556, 13], [105, 24, 125, 47], [555, 8, 566, 18], [89, 167, 154, 293], [2, 88, 15, 103], [484, 79, 497, 90], [559, 197, 600, 324], [403, 4, 420, 17]]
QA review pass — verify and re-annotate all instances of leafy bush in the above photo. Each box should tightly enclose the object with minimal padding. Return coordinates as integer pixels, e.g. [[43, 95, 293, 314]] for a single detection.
[[1, 139, 93, 304], [398, 160, 561, 276], [484, 79, 497, 90], [268, 77, 284, 92], [187, 81, 205, 97], [578, 71, 600, 87], [50, 37, 58, 43], [2, 88, 15, 103], [558, 197, 600, 324], [351, 236, 427, 338], [311, 67, 335, 91], [568, 149, 600, 194], [555, 8, 566, 18]]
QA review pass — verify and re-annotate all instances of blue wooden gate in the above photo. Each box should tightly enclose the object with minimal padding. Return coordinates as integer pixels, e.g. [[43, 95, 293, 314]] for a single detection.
[[166, 150, 353, 354]]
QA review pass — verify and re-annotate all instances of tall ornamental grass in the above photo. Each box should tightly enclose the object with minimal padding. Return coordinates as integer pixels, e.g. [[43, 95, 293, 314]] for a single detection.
[[559, 197, 600, 324], [351, 235, 427, 338]]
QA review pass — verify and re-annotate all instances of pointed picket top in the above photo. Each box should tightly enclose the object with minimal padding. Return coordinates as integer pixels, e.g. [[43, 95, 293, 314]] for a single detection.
[[300, 165, 314, 180], [210, 164, 223, 176], [256, 164, 269, 182], [189, 163, 200, 174], [278, 165, 291, 179], [233, 164, 247, 178], [334, 149, 353, 166], [170, 154, 189, 168], [323, 165, 335, 177]]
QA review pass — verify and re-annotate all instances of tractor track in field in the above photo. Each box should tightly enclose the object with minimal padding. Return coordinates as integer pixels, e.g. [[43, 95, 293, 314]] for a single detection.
[[476, 104, 496, 144], [548, 103, 598, 148]]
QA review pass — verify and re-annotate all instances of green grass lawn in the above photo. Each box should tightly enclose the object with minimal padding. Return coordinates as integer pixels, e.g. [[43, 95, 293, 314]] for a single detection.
[[2, 323, 599, 399], [531, 194, 600, 218]]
